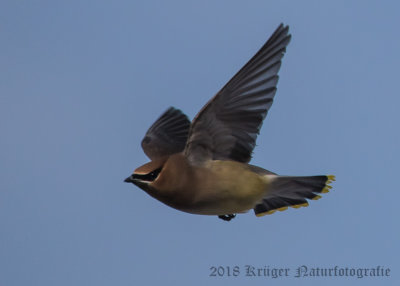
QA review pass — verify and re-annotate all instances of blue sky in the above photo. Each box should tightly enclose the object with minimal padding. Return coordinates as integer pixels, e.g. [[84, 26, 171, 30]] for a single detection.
[[1, 1, 399, 285]]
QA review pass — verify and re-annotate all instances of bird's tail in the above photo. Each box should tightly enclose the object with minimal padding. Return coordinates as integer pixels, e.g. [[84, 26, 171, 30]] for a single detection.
[[254, 175, 335, 217]]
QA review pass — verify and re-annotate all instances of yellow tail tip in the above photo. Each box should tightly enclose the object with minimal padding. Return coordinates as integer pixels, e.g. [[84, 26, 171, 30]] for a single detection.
[[256, 202, 311, 217], [312, 195, 322, 201], [256, 210, 276, 217], [327, 175, 336, 181], [321, 187, 330, 194], [291, 202, 309, 209]]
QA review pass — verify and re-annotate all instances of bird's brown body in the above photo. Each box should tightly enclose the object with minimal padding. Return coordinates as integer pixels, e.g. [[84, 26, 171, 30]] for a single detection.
[[139, 154, 268, 215]]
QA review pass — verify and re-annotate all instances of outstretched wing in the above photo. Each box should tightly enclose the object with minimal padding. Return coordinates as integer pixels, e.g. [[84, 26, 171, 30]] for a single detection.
[[141, 107, 190, 160], [185, 24, 291, 164]]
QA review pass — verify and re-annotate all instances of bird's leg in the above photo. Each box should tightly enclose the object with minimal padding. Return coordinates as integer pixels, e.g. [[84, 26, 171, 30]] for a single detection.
[[218, 214, 236, 221]]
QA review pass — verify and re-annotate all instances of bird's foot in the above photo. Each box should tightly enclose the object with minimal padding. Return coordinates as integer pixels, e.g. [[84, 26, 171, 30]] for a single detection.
[[218, 214, 236, 221]]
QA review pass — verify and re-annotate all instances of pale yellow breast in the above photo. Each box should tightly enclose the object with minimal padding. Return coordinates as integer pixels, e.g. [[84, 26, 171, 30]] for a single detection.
[[188, 160, 267, 214]]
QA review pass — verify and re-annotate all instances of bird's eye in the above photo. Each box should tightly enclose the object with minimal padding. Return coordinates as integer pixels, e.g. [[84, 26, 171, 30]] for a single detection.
[[133, 167, 163, 182], [148, 169, 160, 180]]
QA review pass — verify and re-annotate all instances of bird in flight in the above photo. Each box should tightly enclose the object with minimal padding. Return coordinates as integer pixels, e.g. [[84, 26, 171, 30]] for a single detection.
[[125, 23, 335, 221]]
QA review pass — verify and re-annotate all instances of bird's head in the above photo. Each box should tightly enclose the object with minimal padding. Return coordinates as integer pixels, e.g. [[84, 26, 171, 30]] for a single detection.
[[124, 157, 167, 190]]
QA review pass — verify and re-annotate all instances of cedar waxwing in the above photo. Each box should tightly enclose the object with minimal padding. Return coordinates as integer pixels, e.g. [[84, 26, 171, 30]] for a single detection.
[[125, 23, 335, 221]]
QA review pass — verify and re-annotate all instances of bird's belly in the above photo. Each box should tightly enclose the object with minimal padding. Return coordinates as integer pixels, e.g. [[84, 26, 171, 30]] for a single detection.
[[179, 171, 266, 215]]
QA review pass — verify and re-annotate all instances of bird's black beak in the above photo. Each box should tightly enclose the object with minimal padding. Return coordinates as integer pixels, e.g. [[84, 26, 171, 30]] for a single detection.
[[124, 176, 134, 183]]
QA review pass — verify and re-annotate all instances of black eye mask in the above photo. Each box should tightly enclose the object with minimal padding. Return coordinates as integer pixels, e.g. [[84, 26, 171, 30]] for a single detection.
[[132, 167, 163, 182]]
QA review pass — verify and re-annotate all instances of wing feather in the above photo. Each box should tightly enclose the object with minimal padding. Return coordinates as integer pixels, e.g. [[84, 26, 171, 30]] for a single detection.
[[184, 24, 291, 164], [141, 107, 190, 160]]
